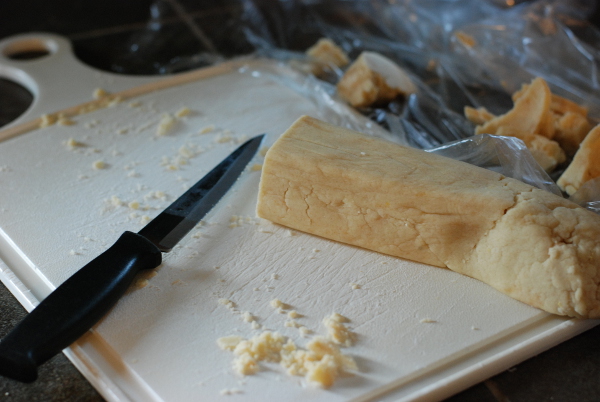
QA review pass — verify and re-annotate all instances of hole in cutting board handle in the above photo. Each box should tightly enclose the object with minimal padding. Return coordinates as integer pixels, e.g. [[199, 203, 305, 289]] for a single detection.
[[0, 79, 34, 128], [2, 38, 57, 61]]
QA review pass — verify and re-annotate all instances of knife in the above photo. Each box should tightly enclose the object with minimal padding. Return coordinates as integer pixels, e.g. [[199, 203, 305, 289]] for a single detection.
[[0, 134, 264, 383]]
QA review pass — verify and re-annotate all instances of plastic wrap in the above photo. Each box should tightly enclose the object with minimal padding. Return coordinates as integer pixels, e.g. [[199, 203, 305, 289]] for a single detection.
[[426, 134, 563, 196], [121, 0, 600, 211], [570, 177, 600, 212], [237, 61, 396, 140]]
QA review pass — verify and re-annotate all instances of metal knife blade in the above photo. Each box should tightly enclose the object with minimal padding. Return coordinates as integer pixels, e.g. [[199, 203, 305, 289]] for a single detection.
[[139, 134, 263, 252], [0, 134, 264, 383]]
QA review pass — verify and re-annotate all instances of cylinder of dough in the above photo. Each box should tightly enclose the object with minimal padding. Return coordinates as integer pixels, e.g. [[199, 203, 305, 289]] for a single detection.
[[257, 115, 600, 318]]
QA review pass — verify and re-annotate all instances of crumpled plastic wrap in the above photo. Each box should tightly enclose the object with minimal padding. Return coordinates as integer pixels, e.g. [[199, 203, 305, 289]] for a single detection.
[[426, 134, 563, 196], [236, 62, 396, 141], [570, 177, 600, 212], [127, 0, 600, 212]]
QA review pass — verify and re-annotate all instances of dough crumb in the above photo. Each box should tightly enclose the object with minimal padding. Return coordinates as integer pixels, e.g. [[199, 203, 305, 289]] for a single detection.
[[175, 107, 192, 117], [217, 335, 243, 351], [199, 124, 215, 134], [270, 298, 287, 310], [219, 388, 242, 396], [93, 88, 109, 99], [57, 114, 76, 126], [156, 113, 176, 136], [241, 311, 254, 323], [323, 313, 354, 346], [92, 160, 106, 170], [215, 133, 233, 143], [219, 298, 236, 309], [39, 113, 57, 128], [110, 196, 123, 207], [299, 326, 311, 337], [66, 138, 85, 149]]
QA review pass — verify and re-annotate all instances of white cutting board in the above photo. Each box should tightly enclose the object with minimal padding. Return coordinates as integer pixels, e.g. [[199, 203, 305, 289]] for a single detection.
[[0, 33, 597, 402]]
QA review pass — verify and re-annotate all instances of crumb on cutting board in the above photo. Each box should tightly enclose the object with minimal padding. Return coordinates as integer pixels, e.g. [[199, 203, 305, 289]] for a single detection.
[[199, 124, 215, 134], [219, 388, 243, 396], [241, 311, 254, 323], [217, 329, 357, 388], [270, 298, 287, 310], [259, 146, 269, 157], [156, 113, 176, 136], [65, 138, 86, 149], [92, 160, 106, 170], [322, 313, 354, 346], [175, 107, 192, 117], [93, 88, 109, 99], [39, 114, 57, 128], [216, 297, 358, 388], [57, 114, 76, 126], [420, 318, 437, 324]]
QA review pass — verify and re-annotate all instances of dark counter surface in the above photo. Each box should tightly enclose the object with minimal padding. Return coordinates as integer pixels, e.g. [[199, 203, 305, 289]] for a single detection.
[[1, 1, 600, 401]]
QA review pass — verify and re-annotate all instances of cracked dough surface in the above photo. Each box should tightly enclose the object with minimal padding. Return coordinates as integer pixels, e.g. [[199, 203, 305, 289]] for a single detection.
[[257, 116, 600, 318]]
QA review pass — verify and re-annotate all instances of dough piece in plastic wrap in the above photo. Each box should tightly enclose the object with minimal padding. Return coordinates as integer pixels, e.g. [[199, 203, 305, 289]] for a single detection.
[[257, 116, 600, 319], [464, 106, 495, 125], [553, 111, 591, 157], [558, 124, 600, 196], [475, 77, 555, 138], [337, 51, 417, 108], [495, 127, 565, 172], [306, 38, 349, 70]]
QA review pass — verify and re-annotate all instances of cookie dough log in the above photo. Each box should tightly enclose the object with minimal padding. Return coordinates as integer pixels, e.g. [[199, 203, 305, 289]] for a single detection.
[[257, 116, 600, 318]]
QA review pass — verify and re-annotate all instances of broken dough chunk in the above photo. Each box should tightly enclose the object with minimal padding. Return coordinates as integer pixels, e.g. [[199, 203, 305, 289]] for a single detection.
[[465, 106, 566, 171], [513, 84, 589, 118], [512, 82, 591, 156], [558, 124, 600, 195], [257, 116, 600, 319], [475, 77, 555, 138], [337, 51, 417, 108], [306, 38, 349, 71], [553, 111, 592, 157], [464, 106, 495, 125]]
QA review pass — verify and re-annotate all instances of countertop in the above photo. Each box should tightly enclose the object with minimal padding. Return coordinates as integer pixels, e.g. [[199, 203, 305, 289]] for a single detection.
[[1, 1, 599, 401]]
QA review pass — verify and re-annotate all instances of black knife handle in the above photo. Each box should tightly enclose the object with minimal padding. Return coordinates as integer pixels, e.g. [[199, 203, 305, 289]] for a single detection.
[[0, 231, 161, 383]]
